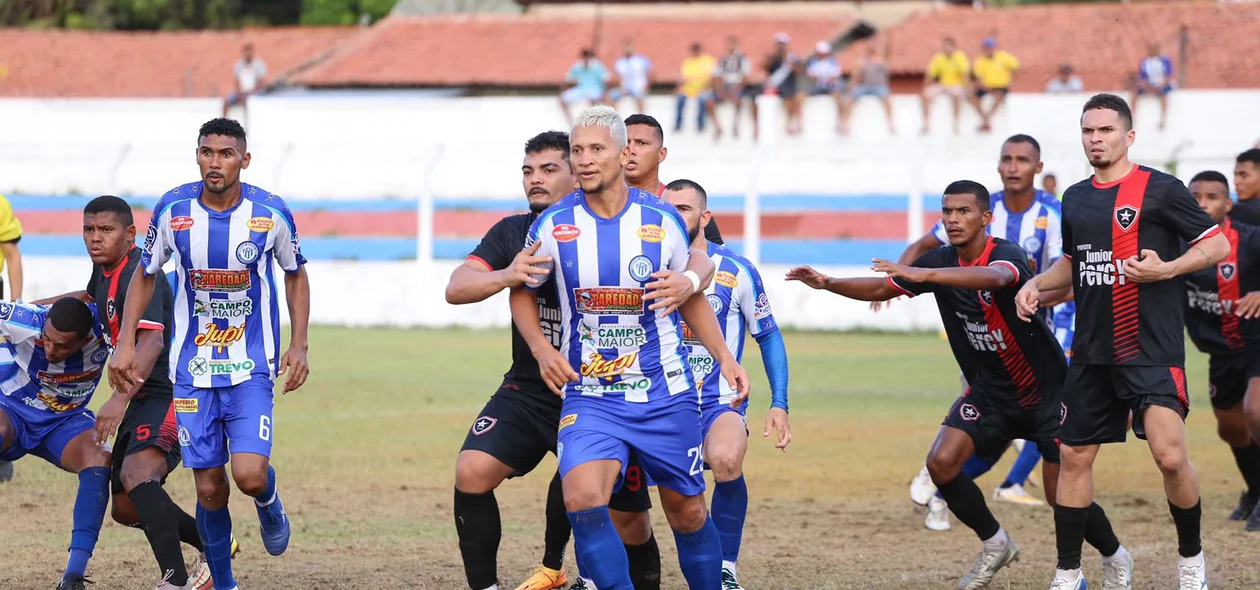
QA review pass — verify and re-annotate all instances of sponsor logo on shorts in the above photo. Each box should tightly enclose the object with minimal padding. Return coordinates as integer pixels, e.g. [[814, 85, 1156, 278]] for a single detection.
[[573, 288, 644, 316], [178, 425, 191, 447], [174, 398, 199, 413], [580, 352, 637, 381], [579, 322, 647, 348], [559, 414, 578, 430], [573, 377, 652, 395], [194, 323, 246, 352], [189, 269, 251, 293], [247, 217, 274, 233], [627, 255, 654, 282], [236, 241, 261, 265], [0, 302, 12, 321], [552, 224, 581, 242], [194, 298, 254, 319], [959, 403, 981, 421], [1060, 402, 1068, 425], [170, 216, 195, 231], [187, 356, 255, 377], [471, 416, 497, 436], [1209, 383, 1218, 399], [715, 271, 738, 288], [637, 224, 665, 243]]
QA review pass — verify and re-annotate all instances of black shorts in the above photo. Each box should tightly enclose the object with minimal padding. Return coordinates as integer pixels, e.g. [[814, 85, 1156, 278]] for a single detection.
[[110, 394, 182, 495], [1208, 353, 1260, 410], [461, 381, 562, 477], [943, 392, 1061, 464], [609, 454, 653, 512], [976, 86, 1009, 99], [1060, 364, 1189, 446]]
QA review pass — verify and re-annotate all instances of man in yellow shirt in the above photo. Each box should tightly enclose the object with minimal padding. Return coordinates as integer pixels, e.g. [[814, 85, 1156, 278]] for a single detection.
[[0, 192, 20, 483], [970, 37, 1020, 132], [920, 37, 970, 135], [675, 42, 717, 133]]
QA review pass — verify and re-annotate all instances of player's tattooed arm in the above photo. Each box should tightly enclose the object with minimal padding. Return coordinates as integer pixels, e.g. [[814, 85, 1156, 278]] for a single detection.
[[510, 287, 577, 396], [1123, 233, 1230, 283], [279, 266, 311, 394], [785, 265, 899, 301], [872, 258, 1015, 290], [678, 293, 751, 405], [30, 290, 92, 306]]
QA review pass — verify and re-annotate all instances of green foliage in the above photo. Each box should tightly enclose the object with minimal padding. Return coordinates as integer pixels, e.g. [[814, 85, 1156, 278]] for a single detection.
[[0, 0, 397, 29], [301, 0, 393, 26]]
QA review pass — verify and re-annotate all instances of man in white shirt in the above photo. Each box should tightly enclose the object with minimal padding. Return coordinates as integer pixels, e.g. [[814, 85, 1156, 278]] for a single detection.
[[607, 39, 652, 115], [1045, 64, 1083, 94], [222, 43, 268, 117]]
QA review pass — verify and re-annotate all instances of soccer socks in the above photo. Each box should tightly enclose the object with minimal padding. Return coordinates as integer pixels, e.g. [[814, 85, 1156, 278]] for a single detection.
[[1054, 504, 1089, 570], [129, 480, 190, 585], [1231, 444, 1260, 493], [255, 465, 278, 505], [672, 515, 723, 590], [711, 475, 748, 564], [454, 488, 502, 589], [1001, 442, 1042, 488], [1169, 499, 1203, 558], [625, 533, 661, 590], [177, 506, 205, 552], [936, 456, 995, 501], [935, 475, 1000, 540], [64, 466, 109, 579], [1082, 502, 1121, 557], [568, 506, 632, 590], [196, 503, 237, 590], [541, 471, 570, 571]]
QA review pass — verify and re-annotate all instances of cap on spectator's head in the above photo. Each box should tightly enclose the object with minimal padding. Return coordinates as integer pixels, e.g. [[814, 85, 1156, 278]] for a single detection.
[[774, 32, 790, 44], [983, 37, 997, 49], [1059, 63, 1073, 73], [815, 41, 832, 54]]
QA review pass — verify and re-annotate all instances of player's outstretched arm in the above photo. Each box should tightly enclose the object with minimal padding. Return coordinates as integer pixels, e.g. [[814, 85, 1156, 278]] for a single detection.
[[678, 293, 750, 404], [784, 265, 898, 301], [111, 268, 157, 393], [509, 287, 576, 396], [872, 258, 1014, 291], [279, 266, 311, 394], [445, 241, 552, 305]]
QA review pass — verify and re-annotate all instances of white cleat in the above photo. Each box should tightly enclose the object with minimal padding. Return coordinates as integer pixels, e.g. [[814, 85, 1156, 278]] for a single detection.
[[958, 537, 1020, 589], [910, 465, 937, 506], [1048, 569, 1087, 590], [1178, 552, 1208, 590], [1100, 547, 1133, 590], [993, 483, 1046, 506], [926, 495, 951, 531]]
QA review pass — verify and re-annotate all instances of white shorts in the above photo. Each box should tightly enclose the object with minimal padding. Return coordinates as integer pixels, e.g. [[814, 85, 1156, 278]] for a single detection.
[[562, 86, 604, 104]]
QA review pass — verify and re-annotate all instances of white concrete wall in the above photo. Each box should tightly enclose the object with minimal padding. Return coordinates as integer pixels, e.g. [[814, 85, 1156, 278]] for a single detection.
[[1, 90, 1255, 201], [24, 257, 944, 332]]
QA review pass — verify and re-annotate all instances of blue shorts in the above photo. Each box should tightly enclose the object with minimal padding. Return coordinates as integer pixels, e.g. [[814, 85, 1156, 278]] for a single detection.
[[174, 376, 275, 469], [700, 396, 748, 441], [0, 397, 96, 469], [557, 393, 706, 497]]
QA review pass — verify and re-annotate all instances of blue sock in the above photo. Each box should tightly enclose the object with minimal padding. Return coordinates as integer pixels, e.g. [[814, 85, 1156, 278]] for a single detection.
[[673, 515, 723, 589], [1003, 442, 1042, 488], [64, 466, 110, 579], [197, 503, 238, 590], [567, 507, 632, 590], [937, 456, 994, 500], [255, 465, 277, 506], [711, 476, 748, 563]]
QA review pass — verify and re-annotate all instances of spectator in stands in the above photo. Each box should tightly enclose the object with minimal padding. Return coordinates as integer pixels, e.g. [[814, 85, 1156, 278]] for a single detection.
[[711, 36, 753, 140], [807, 41, 848, 135], [223, 43, 268, 118], [844, 42, 896, 134], [969, 37, 1019, 133], [559, 48, 609, 125], [1132, 42, 1174, 130], [607, 39, 652, 115], [764, 33, 804, 137], [675, 42, 716, 133], [1045, 64, 1083, 94], [1042, 173, 1059, 199], [920, 37, 969, 135]]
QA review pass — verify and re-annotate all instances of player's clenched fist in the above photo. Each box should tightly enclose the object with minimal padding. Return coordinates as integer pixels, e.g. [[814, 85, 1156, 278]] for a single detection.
[[507, 241, 553, 288], [108, 344, 140, 393], [535, 347, 578, 397], [1014, 281, 1041, 321]]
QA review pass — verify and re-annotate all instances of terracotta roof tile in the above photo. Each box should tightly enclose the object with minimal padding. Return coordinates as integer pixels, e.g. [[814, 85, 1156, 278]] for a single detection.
[[293, 13, 854, 87], [0, 26, 358, 98], [848, 1, 1260, 91]]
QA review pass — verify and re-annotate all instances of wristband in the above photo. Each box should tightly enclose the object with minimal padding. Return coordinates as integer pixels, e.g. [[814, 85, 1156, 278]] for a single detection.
[[683, 270, 702, 294]]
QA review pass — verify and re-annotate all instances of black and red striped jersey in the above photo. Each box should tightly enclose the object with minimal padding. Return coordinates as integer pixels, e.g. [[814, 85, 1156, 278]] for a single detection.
[[1185, 218, 1260, 357], [1062, 165, 1220, 366], [86, 246, 174, 399], [890, 237, 1066, 407]]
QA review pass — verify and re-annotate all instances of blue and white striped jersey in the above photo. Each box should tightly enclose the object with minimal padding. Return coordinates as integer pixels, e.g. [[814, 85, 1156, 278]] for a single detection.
[[525, 188, 696, 403], [142, 182, 307, 388], [0, 302, 109, 414]]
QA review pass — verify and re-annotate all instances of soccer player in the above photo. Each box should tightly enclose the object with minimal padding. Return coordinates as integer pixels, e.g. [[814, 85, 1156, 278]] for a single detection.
[[902, 135, 1068, 525], [623, 114, 724, 248], [663, 179, 791, 590], [509, 106, 749, 589], [446, 130, 716, 590], [109, 117, 312, 590], [1230, 148, 1260, 226], [787, 180, 1129, 590], [1182, 171, 1260, 530], [1016, 94, 1229, 590], [0, 298, 112, 590]]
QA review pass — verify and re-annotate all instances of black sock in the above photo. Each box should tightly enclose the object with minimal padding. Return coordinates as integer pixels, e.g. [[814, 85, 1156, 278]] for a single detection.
[[128, 480, 190, 586], [1082, 502, 1120, 557], [541, 471, 569, 571], [935, 475, 1001, 541], [454, 488, 501, 589], [626, 533, 662, 590], [1054, 504, 1089, 570], [1231, 444, 1260, 493], [1169, 499, 1203, 558], [177, 506, 204, 552]]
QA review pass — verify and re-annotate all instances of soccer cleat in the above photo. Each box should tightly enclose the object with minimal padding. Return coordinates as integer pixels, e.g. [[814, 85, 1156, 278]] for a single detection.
[[56, 576, 92, 590], [910, 465, 937, 506], [722, 567, 746, 590], [256, 490, 290, 556], [569, 578, 596, 590], [1245, 496, 1260, 532], [926, 495, 951, 531], [1100, 548, 1133, 590], [1048, 570, 1087, 590], [958, 537, 1020, 589], [0, 459, 13, 483], [1228, 490, 1257, 521], [993, 484, 1046, 507], [1177, 552, 1208, 590], [514, 566, 567, 590], [189, 534, 241, 590]]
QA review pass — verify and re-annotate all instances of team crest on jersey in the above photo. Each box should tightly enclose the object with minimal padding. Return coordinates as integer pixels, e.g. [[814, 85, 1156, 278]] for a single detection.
[[959, 403, 980, 421], [145, 225, 158, 253], [1022, 236, 1042, 255], [707, 294, 724, 314], [471, 416, 497, 436], [0, 302, 13, 321], [90, 347, 109, 365], [627, 255, 654, 282], [978, 290, 994, 308], [170, 216, 195, 231], [1219, 263, 1236, 281], [106, 299, 116, 320], [236, 241, 261, 265], [1114, 205, 1139, 232]]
